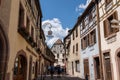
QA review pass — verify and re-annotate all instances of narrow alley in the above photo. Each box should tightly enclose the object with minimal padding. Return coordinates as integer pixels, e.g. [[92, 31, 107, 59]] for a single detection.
[[37, 75, 84, 80]]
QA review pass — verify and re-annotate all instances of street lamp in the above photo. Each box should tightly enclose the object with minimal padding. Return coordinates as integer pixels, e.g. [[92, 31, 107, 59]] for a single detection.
[[42, 22, 54, 38]]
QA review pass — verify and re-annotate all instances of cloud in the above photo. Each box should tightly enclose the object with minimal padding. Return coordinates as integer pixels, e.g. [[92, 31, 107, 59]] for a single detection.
[[42, 18, 69, 48], [76, 0, 91, 12]]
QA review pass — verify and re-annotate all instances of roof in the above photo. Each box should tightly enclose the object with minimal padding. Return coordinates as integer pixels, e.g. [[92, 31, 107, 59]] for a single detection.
[[54, 39, 62, 44], [64, 1, 96, 40]]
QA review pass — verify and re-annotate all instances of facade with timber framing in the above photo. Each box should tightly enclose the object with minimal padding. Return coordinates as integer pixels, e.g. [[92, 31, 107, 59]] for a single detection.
[[98, 0, 120, 80], [79, 1, 100, 80]]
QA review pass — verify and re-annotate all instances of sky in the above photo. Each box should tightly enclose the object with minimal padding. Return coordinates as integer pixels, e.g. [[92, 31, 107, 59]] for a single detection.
[[40, 0, 91, 47]]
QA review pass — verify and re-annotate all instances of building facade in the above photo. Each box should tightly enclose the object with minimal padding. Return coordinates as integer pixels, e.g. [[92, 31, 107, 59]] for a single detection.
[[79, 1, 100, 80], [98, 0, 120, 80], [0, 0, 55, 80], [0, 0, 11, 79], [64, 21, 81, 77], [64, 31, 71, 75], [6, 0, 42, 80], [51, 39, 65, 68]]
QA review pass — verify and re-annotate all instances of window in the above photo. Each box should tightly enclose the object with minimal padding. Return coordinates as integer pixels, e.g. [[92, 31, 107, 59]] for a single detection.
[[75, 60, 80, 72], [87, 34, 90, 46], [104, 11, 119, 38], [89, 11, 92, 22], [62, 54, 64, 57], [62, 59, 64, 63], [89, 29, 96, 45], [55, 59, 58, 63], [19, 4, 24, 28], [76, 43, 78, 52], [105, 0, 112, 5], [76, 28, 78, 37], [26, 17, 30, 34], [57, 54, 59, 58], [53, 51, 56, 53], [81, 39, 83, 49], [82, 36, 87, 49], [73, 32, 74, 40], [82, 19, 85, 29], [31, 27, 34, 40], [73, 45, 75, 53], [28, 0, 31, 5]]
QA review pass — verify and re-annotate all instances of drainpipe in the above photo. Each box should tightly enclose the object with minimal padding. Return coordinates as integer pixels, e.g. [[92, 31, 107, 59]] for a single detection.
[[94, 0, 104, 80]]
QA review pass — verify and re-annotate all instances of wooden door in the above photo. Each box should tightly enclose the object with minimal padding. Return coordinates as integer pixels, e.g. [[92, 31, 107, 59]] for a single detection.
[[94, 57, 100, 79], [13, 56, 27, 80], [104, 53, 112, 80], [117, 53, 120, 80], [84, 59, 89, 79], [72, 62, 74, 75], [28, 56, 32, 80]]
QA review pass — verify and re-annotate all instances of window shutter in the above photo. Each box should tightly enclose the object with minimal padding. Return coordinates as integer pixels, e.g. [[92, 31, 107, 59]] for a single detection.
[[113, 11, 119, 32], [104, 20, 109, 37], [81, 39, 83, 49], [94, 29, 96, 44], [89, 34, 92, 46], [87, 35, 89, 46]]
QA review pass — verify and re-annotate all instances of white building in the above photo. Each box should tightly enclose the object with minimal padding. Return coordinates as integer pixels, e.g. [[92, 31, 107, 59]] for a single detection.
[[98, 0, 120, 80], [79, 1, 100, 80], [51, 39, 65, 67]]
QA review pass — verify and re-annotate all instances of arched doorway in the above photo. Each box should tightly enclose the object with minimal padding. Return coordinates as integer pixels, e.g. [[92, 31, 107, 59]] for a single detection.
[[13, 55, 27, 80], [0, 24, 9, 80], [117, 52, 120, 80]]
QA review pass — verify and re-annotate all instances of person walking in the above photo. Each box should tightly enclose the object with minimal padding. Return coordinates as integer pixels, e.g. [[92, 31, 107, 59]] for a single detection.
[[57, 66, 61, 78], [50, 65, 54, 79]]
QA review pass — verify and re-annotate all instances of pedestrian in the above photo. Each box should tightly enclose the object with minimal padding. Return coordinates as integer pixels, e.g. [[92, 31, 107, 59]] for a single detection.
[[85, 74, 88, 80], [50, 65, 54, 79], [57, 66, 61, 78]]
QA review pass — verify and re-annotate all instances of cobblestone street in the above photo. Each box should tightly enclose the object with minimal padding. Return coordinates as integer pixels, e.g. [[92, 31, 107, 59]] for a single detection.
[[37, 75, 84, 80]]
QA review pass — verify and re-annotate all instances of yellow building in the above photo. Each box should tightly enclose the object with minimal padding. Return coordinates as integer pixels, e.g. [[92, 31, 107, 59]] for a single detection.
[[0, 0, 44, 80]]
